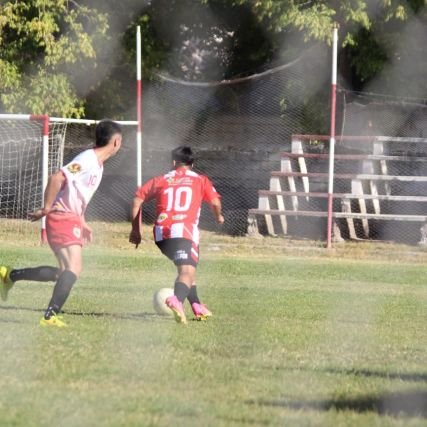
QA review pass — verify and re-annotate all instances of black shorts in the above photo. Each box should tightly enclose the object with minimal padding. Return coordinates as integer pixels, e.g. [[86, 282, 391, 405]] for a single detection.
[[155, 238, 199, 267]]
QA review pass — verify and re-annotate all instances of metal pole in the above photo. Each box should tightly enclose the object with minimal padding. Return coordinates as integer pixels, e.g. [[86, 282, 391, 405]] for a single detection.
[[136, 25, 142, 187], [326, 24, 338, 249], [30, 114, 50, 243]]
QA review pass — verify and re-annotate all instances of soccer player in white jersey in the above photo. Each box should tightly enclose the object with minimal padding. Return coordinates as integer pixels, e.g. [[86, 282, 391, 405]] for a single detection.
[[0, 120, 122, 327], [129, 146, 224, 324]]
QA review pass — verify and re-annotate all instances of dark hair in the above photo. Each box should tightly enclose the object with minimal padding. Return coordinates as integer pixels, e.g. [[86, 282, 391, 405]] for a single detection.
[[172, 146, 194, 166], [95, 119, 122, 147]]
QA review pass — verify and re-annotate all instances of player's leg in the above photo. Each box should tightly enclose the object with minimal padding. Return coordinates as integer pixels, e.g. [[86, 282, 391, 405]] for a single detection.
[[169, 267, 212, 321], [8, 266, 60, 283], [40, 212, 83, 327], [188, 283, 212, 321], [174, 264, 196, 300], [40, 245, 81, 327], [156, 238, 196, 324], [172, 238, 198, 301], [0, 265, 14, 301], [165, 264, 196, 324], [0, 265, 60, 301], [178, 243, 212, 320]]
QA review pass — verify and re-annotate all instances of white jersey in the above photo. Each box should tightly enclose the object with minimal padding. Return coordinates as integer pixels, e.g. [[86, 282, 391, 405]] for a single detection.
[[51, 148, 103, 216]]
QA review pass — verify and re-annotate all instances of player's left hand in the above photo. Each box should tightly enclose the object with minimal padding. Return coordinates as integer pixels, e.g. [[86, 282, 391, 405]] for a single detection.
[[83, 224, 93, 243], [29, 207, 50, 222], [129, 229, 142, 248]]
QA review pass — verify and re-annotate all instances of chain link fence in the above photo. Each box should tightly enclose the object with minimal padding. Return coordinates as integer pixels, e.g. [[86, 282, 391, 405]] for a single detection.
[[55, 45, 330, 234], [62, 123, 138, 222], [135, 45, 331, 235], [2, 44, 426, 245]]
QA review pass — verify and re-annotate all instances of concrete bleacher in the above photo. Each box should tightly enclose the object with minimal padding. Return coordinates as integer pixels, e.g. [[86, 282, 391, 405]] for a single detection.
[[247, 135, 427, 241]]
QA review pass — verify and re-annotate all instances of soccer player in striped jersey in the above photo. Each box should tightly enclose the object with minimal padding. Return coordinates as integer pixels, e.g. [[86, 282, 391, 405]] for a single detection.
[[0, 120, 122, 327], [129, 146, 224, 324]]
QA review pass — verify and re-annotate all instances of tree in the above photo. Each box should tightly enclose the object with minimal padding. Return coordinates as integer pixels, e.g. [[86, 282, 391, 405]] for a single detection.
[[127, 0, 275, 82], [1, 0, 424, 118], [0, 0, 109, 117], [224, 0, 426, 94]]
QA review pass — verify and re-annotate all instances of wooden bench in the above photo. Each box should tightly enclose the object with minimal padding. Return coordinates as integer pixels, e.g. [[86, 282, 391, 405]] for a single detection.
[[271, 171, 427, 181], [249, 135, 427, 241], [249, 208, 427, 221], [281, 152, 427, 162], [250, 190, 427, 239]]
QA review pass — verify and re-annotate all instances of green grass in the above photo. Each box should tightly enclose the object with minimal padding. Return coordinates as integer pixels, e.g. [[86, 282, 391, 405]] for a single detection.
[[0, 224, 426, 426]]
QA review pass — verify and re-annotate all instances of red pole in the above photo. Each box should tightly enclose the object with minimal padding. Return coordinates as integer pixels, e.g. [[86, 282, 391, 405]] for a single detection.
[[326, 25, 338, 249], [136, 26, 142, 187], [30, 114, 49, 243]]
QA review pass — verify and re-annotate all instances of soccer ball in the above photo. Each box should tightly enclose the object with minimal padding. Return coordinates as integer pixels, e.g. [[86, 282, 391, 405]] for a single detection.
[[152, 287, 174, 316]]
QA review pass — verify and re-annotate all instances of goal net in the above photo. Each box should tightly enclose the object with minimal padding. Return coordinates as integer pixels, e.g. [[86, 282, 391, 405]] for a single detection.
[[0, 115, 66, 237]]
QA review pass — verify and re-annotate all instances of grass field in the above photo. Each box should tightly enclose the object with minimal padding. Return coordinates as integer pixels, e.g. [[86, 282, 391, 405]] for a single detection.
[[0, 222, 426, 427]]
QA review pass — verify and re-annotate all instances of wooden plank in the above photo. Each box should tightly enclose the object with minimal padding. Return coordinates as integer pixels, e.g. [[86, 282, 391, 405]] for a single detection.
[[373, 141, 391, 196], [290, 139, 310, 193], [258, 195, 275, 236], [248, 209, 427, 221], [360, 158, 380, 214], [260, 190, 329, 198], [376, 136, 427, 144], [277, 160, 298, 210], [334, 212, 427, 221], [351, 179, 369, 237], [249, 209, 328, 218], [291, 135, 427, 144], [258, 190, 427, 202], [369, 179, 381, 213], [269, 177, 287, 234], [281, 152, 427, 162], [271, 171, 427, 182], [341, 199, 357, 239]]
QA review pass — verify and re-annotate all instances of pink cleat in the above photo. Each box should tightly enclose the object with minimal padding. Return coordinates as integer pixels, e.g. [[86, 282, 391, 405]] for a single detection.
[[191, 302, 212, 321], [165, 295, 187, 324]]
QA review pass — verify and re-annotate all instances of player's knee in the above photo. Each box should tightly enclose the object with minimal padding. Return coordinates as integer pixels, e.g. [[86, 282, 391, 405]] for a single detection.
[[68, 266, 82, 279], [178, 272, 195, 286]]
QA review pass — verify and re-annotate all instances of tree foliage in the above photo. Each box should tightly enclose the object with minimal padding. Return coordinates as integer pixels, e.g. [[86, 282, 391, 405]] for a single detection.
[[0, 0, 109, 117], [0, 0, 425, 117], [131, 0, 426, 92]]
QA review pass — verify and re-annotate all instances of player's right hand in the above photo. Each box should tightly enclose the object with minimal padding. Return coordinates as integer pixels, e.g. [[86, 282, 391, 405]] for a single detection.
[[129, 229, 142, 248]]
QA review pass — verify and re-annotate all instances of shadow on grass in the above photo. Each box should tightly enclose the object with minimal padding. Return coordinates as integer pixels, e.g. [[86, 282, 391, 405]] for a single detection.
[[267, 365, 427, 383], [0, 305, 159, 321], [323, 366, 427, 383], [248, 390, 427, 418], [0, 318, 26, 324]]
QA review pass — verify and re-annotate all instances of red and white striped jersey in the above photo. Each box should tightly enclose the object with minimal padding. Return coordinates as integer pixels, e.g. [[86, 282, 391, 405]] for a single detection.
[[135, 167, 221, 244], [52, 148, 103, 216]]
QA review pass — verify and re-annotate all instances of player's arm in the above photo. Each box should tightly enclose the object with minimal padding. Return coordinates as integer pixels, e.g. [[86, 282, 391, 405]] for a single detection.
[[29, 170, 65, 221], [210, 197, 224, 225], [129, 196, 144, 248], [81, 215, 93, 243]]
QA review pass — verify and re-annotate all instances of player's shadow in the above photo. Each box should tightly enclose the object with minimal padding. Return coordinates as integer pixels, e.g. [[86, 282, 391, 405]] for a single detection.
[[0, 305, 159, 321], [247, 390, 427, 418]]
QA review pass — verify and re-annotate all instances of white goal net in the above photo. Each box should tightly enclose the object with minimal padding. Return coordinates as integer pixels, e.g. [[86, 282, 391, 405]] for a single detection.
[[0, 116, 66, 236]]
